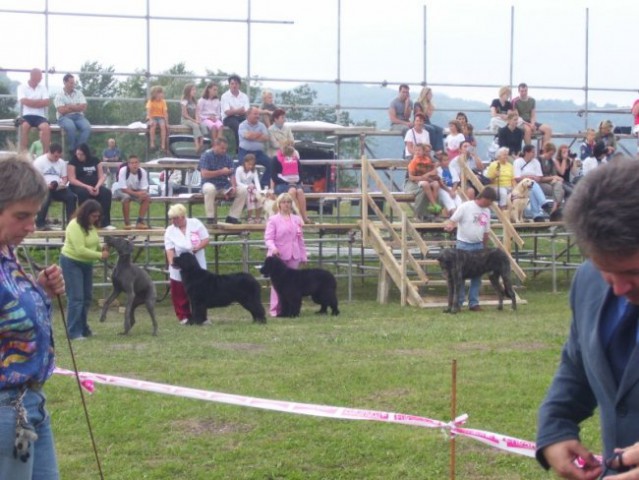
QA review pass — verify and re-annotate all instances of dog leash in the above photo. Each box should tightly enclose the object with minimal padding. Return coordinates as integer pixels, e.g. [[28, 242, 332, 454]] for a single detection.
[[46, 268, 106, 480]]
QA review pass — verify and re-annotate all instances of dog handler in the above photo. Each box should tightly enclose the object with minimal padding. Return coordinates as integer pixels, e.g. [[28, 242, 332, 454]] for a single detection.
[[264, 192, 307, 317], [536, 159, 639, 479], [0, 155, 65, 479], [443, 187, 497, 311], [164, 203, 209, 325]]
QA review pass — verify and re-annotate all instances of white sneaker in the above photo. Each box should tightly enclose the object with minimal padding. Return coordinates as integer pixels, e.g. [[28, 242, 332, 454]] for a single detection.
[[103, 225, 117, 231], [179, 318, 189, 325], [201, 320, 212, 326]]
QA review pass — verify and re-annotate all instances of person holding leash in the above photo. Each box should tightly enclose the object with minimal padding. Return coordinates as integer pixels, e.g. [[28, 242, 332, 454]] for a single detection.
[[0, 155, 65, 479]]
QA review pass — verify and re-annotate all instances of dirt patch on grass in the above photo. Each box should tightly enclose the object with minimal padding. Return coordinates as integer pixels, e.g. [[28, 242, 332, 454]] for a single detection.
[[109, 343, 150, 351], [171, 418, 253, 436], [392, 348, 430, 357], [211, 342, 266, 352], [454, 341, 545, 353]]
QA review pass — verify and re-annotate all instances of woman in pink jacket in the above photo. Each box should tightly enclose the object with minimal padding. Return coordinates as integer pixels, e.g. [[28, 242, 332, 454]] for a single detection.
[[264, 192, 307, 317]]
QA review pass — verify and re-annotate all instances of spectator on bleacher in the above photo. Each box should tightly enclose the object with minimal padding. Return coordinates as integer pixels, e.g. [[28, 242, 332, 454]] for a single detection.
[[235, 154, 265, 223], [181, 83, 207, 152], [497, 111, 524, 156], [102, 138, 121, 162], [33, 143, 77, 230], [146, 85, 169, 152], [579, 128, 596, 160], [445, 120, 465, 159], [413, 87, 444, 153], [112, 155, 150, 230], [403, 143, 442, 218], [633, 95, 639, 156], [513, 144, 551, 222], [388, 84, 413, 134], [198, 82, 223, 142], [436, 153, 462, 217], [199, 137, 247, 225], [17, 68, 51, 153], [29, 134, 44, 159], [238, 106, 272, 189], [164, 203, 209, 325], [489, 86, 519, 132], [221, 74, 250, 152], [455, 112, 477, 147], [259, 90, 277, 128], [271, 142, 312, 224], [512, 82, 552, 146], [68, 143, 114, 229], [553, 144, 579, 194], [54, 73, 91, 155], [582, 141, 608, 176], [404, 113, 431, 159], [450, 141, 487, 200], [485, 146, 514, 209], [536, 143, 566, 220], [268, 109, 295, 157], [595, 119, 617, 158]]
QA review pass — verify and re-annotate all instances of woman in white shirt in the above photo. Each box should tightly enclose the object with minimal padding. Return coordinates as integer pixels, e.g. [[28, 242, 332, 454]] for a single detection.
[[164, 203, 210, 325]]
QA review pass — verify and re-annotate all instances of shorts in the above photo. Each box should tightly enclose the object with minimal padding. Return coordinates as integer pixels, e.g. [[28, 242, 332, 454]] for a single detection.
[[150, 117, 165, 125], [22, 115, 49, 128], [201, 118, 223, 131], [113, 189, 146, 202], [274, 183, 302, 195]]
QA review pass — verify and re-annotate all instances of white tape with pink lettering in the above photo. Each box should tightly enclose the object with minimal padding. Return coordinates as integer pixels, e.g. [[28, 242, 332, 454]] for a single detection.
[[53, 367, 537, 458]]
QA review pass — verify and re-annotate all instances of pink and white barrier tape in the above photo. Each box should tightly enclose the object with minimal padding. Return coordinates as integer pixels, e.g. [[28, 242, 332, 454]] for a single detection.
[[54, 367, 536, 458]]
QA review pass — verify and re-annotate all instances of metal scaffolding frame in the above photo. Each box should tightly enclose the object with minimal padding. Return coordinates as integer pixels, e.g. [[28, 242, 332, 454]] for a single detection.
[[0, 2, 635, 125]]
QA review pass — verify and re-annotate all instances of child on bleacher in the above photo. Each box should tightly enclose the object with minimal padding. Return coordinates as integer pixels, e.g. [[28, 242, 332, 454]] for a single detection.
[[112, 155, 151, 229], [197, 82, 223, 141], [404, 143, 442, 217], [436, 153, 462, 218], [235, 154, 264, 223], [146, 85, 169, 152]]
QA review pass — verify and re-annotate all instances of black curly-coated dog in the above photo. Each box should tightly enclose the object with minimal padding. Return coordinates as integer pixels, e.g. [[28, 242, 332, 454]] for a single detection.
[[437, 248, 516, 314], [260, 256, 339, 317], [173, 252, 266, 324]]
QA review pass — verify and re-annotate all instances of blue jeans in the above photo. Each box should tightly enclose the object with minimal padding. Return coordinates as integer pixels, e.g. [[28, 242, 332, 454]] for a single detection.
[[425, 123, 445, 152], [238, 148, 273, 189], [524, 181, 547, 218], [0, 388, 59, 480], [456, 240, 483, 308], [60, 254, 94, 339], [57, 113, 91, 152]]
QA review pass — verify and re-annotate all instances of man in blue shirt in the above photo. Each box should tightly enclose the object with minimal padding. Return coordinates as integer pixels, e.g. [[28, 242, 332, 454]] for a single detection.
[[238, 106, 272, 189], [199, 138, 247, 224]]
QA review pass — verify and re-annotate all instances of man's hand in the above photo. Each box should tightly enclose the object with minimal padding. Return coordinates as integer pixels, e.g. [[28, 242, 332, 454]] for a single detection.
[[543, 440, 602, 480], [37, 265, 65, 297], [603, 443, 639, 479]]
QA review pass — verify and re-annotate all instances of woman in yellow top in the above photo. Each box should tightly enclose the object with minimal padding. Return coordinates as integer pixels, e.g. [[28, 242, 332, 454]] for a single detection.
[[485, 146, 515, 209], [146, 85, 169, 152], [60, 199, 109, 340]]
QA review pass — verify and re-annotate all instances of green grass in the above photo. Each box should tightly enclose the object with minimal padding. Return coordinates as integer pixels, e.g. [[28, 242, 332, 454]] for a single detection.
[[45, 274, 600, 479]]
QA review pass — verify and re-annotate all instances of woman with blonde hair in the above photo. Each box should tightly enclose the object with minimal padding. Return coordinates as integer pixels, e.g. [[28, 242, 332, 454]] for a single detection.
[[489, 86, 521, 132], [264, 192, 307, 317], [164, 203, 209, 324], [485, 146, 515, 209], [413, 86, 444, 154]]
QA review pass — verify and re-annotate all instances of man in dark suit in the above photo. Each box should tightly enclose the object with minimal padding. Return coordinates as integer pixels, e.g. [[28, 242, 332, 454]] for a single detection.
[[536, 159, 639, 479]]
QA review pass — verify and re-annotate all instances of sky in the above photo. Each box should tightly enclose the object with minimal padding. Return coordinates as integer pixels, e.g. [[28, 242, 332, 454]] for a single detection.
[[1, 0, 638, 108]]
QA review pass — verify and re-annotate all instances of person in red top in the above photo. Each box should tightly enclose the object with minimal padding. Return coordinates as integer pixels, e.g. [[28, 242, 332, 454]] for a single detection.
[[403, 143, 442, 218], [632, 96, 639, 158]]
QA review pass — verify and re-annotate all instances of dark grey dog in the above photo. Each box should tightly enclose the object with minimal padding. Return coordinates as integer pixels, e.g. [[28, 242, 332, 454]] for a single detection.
[[437, 248, 516, 314], [99, 236, 158, 335]]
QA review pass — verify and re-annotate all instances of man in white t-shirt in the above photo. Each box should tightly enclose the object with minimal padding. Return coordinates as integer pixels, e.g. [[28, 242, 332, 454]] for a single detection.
[[404, 113, 431, 158], [32, 143, 77, 229], [443, 187, 497, 311], [220, 74, 250, 152], [17, 68, 51, 153]]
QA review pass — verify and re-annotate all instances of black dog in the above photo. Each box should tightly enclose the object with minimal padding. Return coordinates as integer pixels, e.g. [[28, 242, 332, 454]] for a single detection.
[[437, 248, 516, 314], [260, 256, 339, 317], [99, 236, 158, 335], [172, 252, 266, 324]]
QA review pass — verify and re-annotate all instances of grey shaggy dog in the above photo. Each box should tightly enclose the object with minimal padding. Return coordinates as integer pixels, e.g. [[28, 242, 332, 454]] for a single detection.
[[99, 236, 158, 335], [437, 248, 516, 314]]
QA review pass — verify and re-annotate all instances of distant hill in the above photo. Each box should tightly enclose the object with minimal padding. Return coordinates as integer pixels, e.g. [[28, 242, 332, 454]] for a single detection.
[[306, 82, 635, 159]]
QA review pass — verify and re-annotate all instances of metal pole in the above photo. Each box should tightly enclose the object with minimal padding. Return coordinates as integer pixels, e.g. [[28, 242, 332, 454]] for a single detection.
[[44, 0, 49, 88], [146, 0, 151, 97], [336, 0, 342, 122], [584, 8, 589, 129], [247, 0, 252, 98], [423, 5, 427, 84], [450, 359, 457, 480], [509, 6, 514, 88]]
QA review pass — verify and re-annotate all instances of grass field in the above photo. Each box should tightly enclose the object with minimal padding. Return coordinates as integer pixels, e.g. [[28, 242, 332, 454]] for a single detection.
[[43, 272, 602, 480]]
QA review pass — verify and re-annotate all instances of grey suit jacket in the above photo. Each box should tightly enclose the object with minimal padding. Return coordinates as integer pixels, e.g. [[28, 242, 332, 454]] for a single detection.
[[536, 260, 639, 468]]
